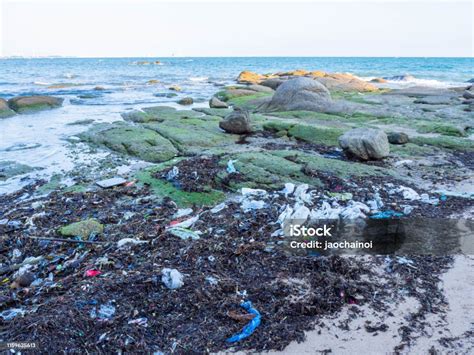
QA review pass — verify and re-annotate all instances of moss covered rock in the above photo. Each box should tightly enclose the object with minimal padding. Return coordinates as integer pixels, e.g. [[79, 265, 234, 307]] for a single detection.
[[0, 161, 35, 181], [0, 98, 16, 118], [8, 95, 63, 114], [59, 219, 104, 238]]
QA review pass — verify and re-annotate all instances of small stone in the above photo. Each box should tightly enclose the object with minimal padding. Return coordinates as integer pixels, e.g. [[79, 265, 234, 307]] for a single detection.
[[169, 85, 182, 92], [219, 109, 252, 134], [177, 97, 193, 105], [209, 97, 228, 109], [387, 132, 409, 144], [59, 218, 104, 238]]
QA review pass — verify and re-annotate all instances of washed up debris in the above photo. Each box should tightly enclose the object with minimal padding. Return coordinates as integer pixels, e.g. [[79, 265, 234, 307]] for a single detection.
[[117, 238, 148, 248], [167, 227, 201, 240], [84, 270, 102, 277], [241, 199, 266, 211], [280, 183, 295, 197], [366, 192, 384, 211], [291, 204, 311, 223], [420, 193, 439, 205], [168, 215, 199, 228], [91, 303, 116, 320], [172, 208, 193, 219], [294, 184, 313, 204], [226, 301, 261, 343], [128, 317, 148, 327], [241, 187, 267, 197], [397, 186, 420, 200], [0, 308, 26, 321], [95, 177, 127, 188], [370, 210, 403, 219], [161, 268, 184, 289], [205, 276, 219, 286], [226, 159, 238, 174], [210, 202, 227, 214], [402, 205, 414, 215], [166, 166, 179, 181], [14, 271, 35, 287], [328, 192, 353, 201]]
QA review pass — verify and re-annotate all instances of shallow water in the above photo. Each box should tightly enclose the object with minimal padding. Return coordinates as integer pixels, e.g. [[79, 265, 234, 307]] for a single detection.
[[1, 57, 472, 194]]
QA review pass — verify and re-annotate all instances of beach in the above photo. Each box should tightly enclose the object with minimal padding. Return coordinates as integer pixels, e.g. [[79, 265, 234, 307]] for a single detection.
[[0, 58, 473, 353]]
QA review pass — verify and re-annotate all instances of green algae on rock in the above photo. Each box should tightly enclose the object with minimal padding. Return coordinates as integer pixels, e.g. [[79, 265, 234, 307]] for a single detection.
[[59, 218, 104, 238], [79, 123, 179, 162], [0, 161, 36, 181], [8, 95, 64, 114], [0, 98, 16, 118]]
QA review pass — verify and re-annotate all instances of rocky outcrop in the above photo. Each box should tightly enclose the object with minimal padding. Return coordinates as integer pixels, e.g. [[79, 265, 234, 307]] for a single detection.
[[387, 132, 409, 145], [370, 78, 387, 83], [236, 71, 273, 84], [0, 98, 16, 118], [260, 78, 285, 90], [219, 109, 252, 134], [339, 128, 390, 160], [8, 96, 64, 114], [261, 77, 333, 112], [178, 97, 193, 105], [247, 84, 274, 93], [315, 73, 378, 92], [383, 74, 416, 81], [209, 97, 228, 109]]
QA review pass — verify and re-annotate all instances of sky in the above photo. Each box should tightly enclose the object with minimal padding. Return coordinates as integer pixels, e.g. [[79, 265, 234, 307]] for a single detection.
[[0, 0, 472, 57]]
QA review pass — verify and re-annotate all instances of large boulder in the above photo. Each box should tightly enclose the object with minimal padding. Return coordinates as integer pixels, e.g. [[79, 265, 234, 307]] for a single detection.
[[8, 96, 63, 114], [339, 128, 390, 160], [219, 109, 251, 134], [262, 77, 332, 112], [209, 97, 228, 108], [0, 98, 16, 118], [315, 73, 378, 92]]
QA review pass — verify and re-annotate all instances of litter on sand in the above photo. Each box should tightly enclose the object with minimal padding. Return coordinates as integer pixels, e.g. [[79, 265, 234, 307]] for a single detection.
[[226, 159, 238, 174], [167, 227, 201, 240], [226, 301, 261, 343], [161, 268, 184, 289], [95, 177, 127, 189]]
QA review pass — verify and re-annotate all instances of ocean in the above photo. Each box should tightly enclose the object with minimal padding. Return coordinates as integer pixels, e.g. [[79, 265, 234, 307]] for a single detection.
[[0, 57, 473, 193]]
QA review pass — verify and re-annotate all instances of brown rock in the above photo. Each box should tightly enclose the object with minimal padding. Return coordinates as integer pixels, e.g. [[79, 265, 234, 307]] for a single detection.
[[219, 109, 252, 134]]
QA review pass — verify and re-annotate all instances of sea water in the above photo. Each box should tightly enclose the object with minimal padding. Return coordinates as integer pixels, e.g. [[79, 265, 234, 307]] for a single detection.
[[1, 57, 473, 193]]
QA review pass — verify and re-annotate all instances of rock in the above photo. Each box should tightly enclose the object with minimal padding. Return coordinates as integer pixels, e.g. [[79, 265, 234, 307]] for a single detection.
[[209, 97, 228, 108], [315, 73, 378, 92], [275, 69, 309, 77], [467, 78, 474, 83], [16, 272, 35, 288], [262, 77, 332, 112], [339, 128, 390, 160], [0, 98, 16, 118], [219, 109, 252, 134], [414, 96, 455, 105], [94, 86, 105, 91], [385, 86, 458, 98], [177, 97, 193, 105], [247, 84, 274, 93], [236, 71, 270, 84], [387, 132, 409, 144], [154, 92, 177, 98], [147, 79, 160, 84], [0, 161, 35, 181], [169, 85, 182, 92], [59, 218, 104, 238], [463, 89, 474, 100], [8, 95, 64, 114], [370, 78, 387, 83], [79, 123, 178, 162], [260, 78, 285, 90]]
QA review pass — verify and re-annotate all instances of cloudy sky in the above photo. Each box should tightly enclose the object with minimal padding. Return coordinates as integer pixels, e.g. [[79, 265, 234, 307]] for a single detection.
[[1, 0, 472, 57]]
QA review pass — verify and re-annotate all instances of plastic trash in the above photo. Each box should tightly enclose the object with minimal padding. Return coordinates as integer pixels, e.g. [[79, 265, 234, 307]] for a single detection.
[[117, 238, 148, 248], [226, 301, 261, 343], [96, 177, 127, 188], [277, 205, 294, 226], [85, 269, 102, 277], [328, 192, 353, 201], [210, 202, 227, 214], [291, 204, 311, 223], [310, 201, 341, 220], [366, 193, 384, 211], [169, 215, 199, 228], [241, 199, 266, 211], [402, 205, 414, 215], [440, 194, 447, 202], [161, 268, 184, 289], [0, 308, 26, 321], [172, 208, 193, 219], [397, 186, 420, 200], [168, 227, 200, 240], [370, 210, 403, 219], [280, 183, 295, 197], [294, 184, 313, 204], [128, 317, 148, 326], [226, 159, 238, 174], [166, 166, 179, 181], [340, 202, 370, 220], [420, 193, 439, 205], [91, 303, 116, 320], [241, 188, 267, 197]]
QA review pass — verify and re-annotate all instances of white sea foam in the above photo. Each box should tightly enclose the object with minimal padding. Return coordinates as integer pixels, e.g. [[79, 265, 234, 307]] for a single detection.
[[189, 76, 208, 82]]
